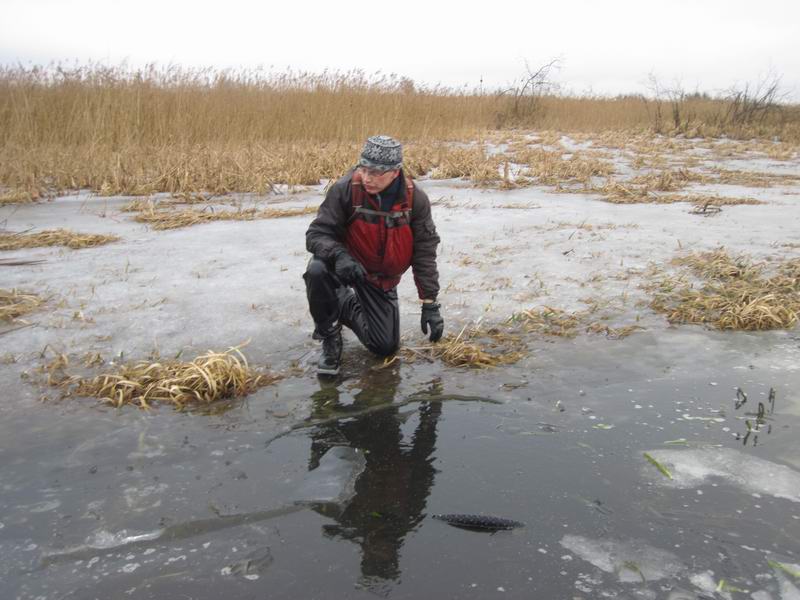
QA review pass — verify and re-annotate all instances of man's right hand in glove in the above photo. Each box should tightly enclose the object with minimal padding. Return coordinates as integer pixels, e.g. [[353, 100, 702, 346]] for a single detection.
[[333, 248, 366, 285], [421, 301, 444, 342]]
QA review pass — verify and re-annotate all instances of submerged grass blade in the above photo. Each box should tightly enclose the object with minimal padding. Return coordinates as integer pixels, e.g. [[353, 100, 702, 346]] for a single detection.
[[767, 560, 800, 579], [643, 452, 673, 480]]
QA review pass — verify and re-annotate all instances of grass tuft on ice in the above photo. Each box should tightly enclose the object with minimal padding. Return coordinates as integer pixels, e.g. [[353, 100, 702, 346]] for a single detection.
[[0, 289, 43, 322], [132, 205, 317, 230], [401, 324, 526, 368], [649, 249, 800, 330], [72, 346, 281, 409], [0, 229, 120, 251]]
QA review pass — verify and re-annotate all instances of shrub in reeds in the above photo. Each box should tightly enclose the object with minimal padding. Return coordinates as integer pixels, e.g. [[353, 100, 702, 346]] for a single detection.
[[0, 229, 119, 251], [0, 289, 43, 322], [74, 347, 280, 409], [649, 250, 800, 330]]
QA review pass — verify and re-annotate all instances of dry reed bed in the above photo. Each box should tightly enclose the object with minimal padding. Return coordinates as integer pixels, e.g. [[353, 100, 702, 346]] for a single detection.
[[132, 205, 318, 230], [507, 306, 644, 339], [649, 250, 800, 330], [1, 128, 794, 201], [0, 229, 120, 251], [2, 64, 798, 199], [66, 347, 280, 409], [509, 146, 615, 186], [0, 189, 43, 205], [403, 303, 646, 369], [0, 141, 505, 199], [581, 178, 763, 205], [401, 325, 526, 368], [0, 289, 43, 322]]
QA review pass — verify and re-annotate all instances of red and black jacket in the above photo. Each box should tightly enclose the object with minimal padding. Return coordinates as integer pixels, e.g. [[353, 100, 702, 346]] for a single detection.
[[306, 168, 440, 300]]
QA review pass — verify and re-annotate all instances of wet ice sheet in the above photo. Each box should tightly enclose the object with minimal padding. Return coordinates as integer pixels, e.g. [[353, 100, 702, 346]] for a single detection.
[[560, 534, 684, 582], [644, 447, 800, 502], [2, 142, 800, 599], [293, 445, 366, 504]]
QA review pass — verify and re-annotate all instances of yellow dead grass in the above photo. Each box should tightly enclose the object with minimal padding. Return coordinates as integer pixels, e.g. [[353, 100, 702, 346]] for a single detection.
[[585, 322, 645, 339], [508, 306, 584, 338], [4, 64, 796, 200], [132, 205, 317, 230], [401, 325, 526, 368], [73, 347, 280, 409], [0, 229, 120, 251], [508, 305, 645, 339], [710, 168, 800, 187], [429, 146, 503, 184], [586, 177, 762, 205], [649, 250, 800, 330], [513, 148, 615, 186], [0, 189, 43, 205], [0, 289, 43, 322]]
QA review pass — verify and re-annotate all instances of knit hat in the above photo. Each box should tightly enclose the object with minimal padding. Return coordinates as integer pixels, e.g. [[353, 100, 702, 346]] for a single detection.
[[358, 135, 403, 171]]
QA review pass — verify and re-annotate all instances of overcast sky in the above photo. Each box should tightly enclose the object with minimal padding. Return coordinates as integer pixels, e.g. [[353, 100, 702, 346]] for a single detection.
[[2, 0, 798, 99]]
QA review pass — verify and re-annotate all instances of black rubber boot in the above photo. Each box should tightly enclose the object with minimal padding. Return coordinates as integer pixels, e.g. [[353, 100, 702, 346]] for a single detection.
[[317, 327, 343, 376]]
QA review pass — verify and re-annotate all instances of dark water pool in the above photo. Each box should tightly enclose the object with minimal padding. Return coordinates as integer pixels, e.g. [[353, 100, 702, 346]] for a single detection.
[[2, 329, 799, 599]]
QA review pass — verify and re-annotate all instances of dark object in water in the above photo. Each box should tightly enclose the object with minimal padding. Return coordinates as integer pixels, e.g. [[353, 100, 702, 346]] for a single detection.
[[432, 513, 524, 531]]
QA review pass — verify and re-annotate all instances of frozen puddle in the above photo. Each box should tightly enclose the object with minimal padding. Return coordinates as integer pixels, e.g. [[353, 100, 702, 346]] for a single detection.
[[560, 534, 684, 583], [644, 447, 800, 502]]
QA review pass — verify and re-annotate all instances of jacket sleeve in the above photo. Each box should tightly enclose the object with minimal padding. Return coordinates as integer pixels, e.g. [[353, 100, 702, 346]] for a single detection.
[[305, 178, 351, 263], [410, 188, 441, 300]]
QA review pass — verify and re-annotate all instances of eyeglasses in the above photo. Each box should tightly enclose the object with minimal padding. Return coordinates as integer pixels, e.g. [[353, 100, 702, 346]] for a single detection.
[[358, 166, 393, 178]]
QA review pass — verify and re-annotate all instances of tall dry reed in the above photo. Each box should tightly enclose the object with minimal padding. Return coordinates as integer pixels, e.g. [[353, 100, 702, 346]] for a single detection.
[[1, 63, 798, 198]]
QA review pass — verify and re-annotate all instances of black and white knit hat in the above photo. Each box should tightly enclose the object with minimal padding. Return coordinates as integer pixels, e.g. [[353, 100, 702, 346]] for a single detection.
[[358, 135, 403, 171]]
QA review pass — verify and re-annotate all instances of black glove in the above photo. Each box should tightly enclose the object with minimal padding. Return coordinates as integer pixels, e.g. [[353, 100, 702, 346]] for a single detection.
[[421, 302, 444, 342], [333, 248, 366, 285]]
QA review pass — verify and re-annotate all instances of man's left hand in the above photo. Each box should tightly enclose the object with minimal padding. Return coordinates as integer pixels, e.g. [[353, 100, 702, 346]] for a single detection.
[[421, 302, 444, 342]]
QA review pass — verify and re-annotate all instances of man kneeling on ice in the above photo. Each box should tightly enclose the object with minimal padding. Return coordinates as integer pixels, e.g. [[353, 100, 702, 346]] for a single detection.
[[304, 135, 444, 375]]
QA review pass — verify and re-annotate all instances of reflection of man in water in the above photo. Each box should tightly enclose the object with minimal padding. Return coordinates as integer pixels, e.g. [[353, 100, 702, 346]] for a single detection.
[[308, 370, 441, 585]]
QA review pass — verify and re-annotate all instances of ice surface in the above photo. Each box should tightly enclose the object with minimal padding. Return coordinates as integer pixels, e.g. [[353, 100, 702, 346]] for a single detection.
[[644, 448, 800, 502], [293, 446, 366, 504], [86, 528, 164, 550], [560, 534, 685, 582], [777, 575, 800, 600], [689, 571, 729, 599]]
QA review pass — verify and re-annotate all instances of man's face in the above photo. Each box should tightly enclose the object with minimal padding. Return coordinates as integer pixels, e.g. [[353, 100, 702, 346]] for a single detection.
[[358, 166, 400, 195]]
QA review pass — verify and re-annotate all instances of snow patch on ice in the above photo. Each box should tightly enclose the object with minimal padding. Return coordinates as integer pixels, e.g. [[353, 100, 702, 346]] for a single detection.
[[560, 534, 684, 582], [644, 447, 800, 502], [689, 571, 727, 598], [777, 574, 800, 600]]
